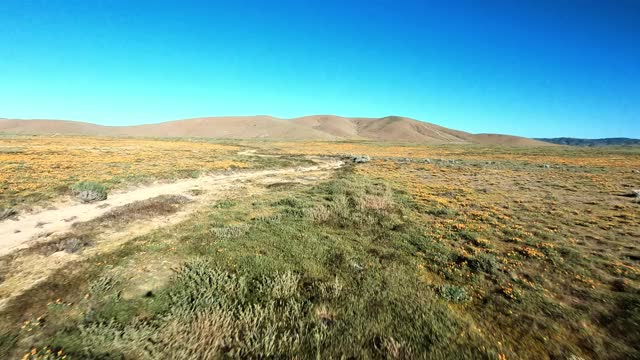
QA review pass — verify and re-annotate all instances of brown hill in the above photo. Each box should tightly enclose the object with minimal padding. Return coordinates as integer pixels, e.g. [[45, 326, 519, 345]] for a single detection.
[[290, 115, 548, 146], [0, 118, 108, 135], [0, 116, 550, 145], [289, 115, 367, 139], [290, 115, 463, 143], [0, 117, 335, 140], [111, 116, 336, 140], [353, 116, 468, 144]]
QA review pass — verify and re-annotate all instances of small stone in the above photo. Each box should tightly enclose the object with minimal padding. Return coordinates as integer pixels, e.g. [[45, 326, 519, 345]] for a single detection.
[[351, 155, 370, 164], [350, 260, 364, 272]]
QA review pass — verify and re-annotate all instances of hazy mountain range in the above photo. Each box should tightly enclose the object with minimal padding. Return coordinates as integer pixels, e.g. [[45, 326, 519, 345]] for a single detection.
[[535, 137, 640, 146]]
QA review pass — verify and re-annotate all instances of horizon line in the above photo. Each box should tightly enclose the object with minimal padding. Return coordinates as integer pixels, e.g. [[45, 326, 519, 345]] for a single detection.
[[1, 115, 638, 140]]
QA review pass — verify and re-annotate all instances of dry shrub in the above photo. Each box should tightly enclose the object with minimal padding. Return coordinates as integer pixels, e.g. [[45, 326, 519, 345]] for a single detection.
[[210, 224, 249, 239], [155, 310, 234, 360], [314, 304, 335, 325], [0, 208, 17, 221], [260, 271, 300, 300], [356, 194, 394, 213], [86, 194, 191, 228], [328, 194, 351, 219], [308, 205, 331, 223], [57, 237, 84, 253], [76, 320, 155, 359], [383, 336, 414, 359], [37, 234, 93, 255]]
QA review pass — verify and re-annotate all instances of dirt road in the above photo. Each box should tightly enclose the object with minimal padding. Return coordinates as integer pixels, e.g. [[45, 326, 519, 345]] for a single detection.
[[0, 157, 343, 257], [0, 156, 344, 309]]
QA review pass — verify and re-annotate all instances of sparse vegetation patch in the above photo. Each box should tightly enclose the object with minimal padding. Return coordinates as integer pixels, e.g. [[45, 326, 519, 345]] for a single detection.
[[70, 181, 108, 203], [0, 208, 16, 221]]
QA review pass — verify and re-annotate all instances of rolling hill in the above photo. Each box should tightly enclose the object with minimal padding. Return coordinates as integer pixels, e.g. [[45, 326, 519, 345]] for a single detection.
[[0, 115, 550, 145]]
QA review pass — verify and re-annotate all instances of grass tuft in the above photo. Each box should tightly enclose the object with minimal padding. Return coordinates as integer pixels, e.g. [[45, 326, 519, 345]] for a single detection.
[[70, 181, 108, 203], [438, 284, 470, 303]]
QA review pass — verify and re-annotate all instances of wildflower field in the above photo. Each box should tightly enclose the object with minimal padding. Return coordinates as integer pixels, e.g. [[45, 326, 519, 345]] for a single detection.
[[0, 136, 308, 210], [354, 151, 640, 357], [1, 138, 639, 359]]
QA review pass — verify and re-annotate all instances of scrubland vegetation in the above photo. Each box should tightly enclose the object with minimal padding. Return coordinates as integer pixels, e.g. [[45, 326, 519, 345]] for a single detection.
[[0, 136, 308, 210], [0, 137, 639, 359]]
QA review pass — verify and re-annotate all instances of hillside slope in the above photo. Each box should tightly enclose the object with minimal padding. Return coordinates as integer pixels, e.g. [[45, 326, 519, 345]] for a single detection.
[[1, 116, 549, 145], [112, 116, 336, 140], [290, 115, 548, 146], [0, 117, 335, 140], [0, 119, 108, 135]]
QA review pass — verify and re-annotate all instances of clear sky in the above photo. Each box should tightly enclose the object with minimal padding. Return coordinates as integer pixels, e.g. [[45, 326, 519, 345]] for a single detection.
[[1, 0, 638, 138]]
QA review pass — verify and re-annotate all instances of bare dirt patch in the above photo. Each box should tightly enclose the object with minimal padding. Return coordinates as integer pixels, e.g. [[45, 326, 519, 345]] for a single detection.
[[0, 157, 341, 257]]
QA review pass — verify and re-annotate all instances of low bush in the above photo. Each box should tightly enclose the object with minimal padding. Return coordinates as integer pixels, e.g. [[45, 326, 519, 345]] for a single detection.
[[70, 181, 108, 203], [438, 284, 470, 303], [37, 234, 93, 256], [308, 205, 331, 223], [0, 208, 16, 221], [468, 252, 499, 275], [427, 207, 458, 218], [210, 224, 249, 239]]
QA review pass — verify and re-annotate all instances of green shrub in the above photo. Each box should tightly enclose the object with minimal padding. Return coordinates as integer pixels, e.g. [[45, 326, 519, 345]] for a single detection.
[[438, 284, 470, 303], [210, 224, 249, 239], [427, 207, 458, 217], [458, 230, 479, 242], [70, 181, 108, 202], [215, 200, 237, 209], [468, 252, 499, 275], [273, 197, 307, 208], [88, 275, 119, 297]]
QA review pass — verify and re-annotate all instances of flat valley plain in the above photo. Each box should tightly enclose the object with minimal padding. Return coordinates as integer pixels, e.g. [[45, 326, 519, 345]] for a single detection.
[[1, 136, 639, 359]]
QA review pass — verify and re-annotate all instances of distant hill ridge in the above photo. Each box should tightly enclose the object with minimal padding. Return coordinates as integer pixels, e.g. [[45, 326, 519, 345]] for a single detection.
[[536, 137, 640, 146], [0, 115, 550, 146]]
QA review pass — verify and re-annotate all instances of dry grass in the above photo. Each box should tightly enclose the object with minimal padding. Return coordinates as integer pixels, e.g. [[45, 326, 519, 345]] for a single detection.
[[86, 194, 191, 228], [271, 140, 640, 169], [0, 136, 249, 209]]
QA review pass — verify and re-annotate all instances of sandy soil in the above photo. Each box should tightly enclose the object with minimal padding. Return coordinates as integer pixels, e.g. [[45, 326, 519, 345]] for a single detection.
[[0, 157, 343, 257]]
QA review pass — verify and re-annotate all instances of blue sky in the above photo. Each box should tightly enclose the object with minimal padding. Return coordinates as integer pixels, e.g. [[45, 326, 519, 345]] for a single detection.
[[1, 0, 638, 138]]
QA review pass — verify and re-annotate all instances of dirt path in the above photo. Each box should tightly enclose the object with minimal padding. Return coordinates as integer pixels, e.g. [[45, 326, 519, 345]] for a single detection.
[[0, 157, 343, 257], [0, 155, 344, 309]]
